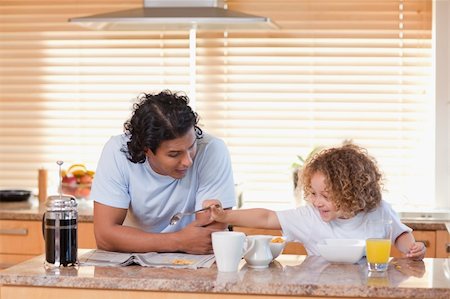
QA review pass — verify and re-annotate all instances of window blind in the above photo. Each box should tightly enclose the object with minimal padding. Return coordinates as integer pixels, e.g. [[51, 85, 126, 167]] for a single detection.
[[0, 0, 434, 211], [0, 0, 191, 190], [196, 0, 433, 210]]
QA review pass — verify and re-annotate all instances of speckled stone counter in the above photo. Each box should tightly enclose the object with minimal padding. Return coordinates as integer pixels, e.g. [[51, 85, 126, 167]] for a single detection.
[[0, 198, 447, 231], [0, 197, 93, 222], [0, 250, 449, 299]]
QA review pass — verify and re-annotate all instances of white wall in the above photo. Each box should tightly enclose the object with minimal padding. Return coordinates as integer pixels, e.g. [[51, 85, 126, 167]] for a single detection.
[[434, 0, 450, 209]]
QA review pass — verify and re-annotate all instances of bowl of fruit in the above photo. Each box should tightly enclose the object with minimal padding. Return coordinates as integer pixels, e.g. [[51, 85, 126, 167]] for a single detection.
[[61, 164, 95, 199]]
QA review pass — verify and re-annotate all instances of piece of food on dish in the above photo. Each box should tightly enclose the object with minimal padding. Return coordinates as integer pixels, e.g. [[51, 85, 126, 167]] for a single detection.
[[271, 237, 285, 243], [269, 236, 286, 259], [172, 259, 194, 265]]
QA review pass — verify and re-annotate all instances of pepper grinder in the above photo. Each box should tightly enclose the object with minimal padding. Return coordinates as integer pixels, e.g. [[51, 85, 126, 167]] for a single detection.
[[38, 168, 47, 203]]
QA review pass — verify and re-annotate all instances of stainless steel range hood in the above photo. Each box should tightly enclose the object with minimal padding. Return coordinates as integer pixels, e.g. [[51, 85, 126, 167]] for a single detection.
[[69, 0, 277, 31]]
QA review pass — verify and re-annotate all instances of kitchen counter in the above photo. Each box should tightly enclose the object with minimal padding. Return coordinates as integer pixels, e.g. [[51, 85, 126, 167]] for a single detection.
[[0, 198, 447, 231], [0, 197, 94, 222], [0, 250, 449, 299]]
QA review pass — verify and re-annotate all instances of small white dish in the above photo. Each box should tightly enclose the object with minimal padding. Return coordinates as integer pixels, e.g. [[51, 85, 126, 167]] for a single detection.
[[269, 236, 286, 260], [244, 235, 273, 268], [317, 238, 365, 264]]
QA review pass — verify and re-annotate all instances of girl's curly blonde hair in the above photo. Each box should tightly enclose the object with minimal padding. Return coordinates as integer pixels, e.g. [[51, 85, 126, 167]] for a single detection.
[[300, 143, 383, 218]]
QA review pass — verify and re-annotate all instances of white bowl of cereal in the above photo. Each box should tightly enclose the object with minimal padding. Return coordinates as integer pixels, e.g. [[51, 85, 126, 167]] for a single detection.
[[317, 239, 365, 263]]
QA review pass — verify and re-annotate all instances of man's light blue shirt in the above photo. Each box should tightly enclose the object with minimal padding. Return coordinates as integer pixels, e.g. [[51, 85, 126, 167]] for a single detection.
[[90, 133, 236, 233]]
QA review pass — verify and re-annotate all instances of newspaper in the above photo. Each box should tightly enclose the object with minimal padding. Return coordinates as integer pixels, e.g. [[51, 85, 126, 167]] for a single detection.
[[80, 249, 215, 269]]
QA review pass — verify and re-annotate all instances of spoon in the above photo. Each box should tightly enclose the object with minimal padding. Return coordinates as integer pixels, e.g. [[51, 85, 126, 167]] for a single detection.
[[169, 204, 221, 225]]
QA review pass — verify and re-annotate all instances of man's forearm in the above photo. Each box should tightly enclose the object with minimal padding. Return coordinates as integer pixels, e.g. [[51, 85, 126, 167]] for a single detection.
[[95, 224, 180, 253]]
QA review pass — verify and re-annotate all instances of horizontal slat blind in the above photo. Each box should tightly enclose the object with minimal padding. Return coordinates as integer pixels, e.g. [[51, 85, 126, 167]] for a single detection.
[[0, 0, 190, 190], [196, 0, 433, 209], [0, 0, 434, 212]]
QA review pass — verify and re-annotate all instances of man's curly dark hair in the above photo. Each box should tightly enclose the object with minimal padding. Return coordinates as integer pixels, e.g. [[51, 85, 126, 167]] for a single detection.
[[301, 143, 383, 218], [122, 90, 202, 163]]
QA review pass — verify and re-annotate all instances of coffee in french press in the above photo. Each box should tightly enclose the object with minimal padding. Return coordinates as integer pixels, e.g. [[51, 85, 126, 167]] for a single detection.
[[42, 161, 78, 268]]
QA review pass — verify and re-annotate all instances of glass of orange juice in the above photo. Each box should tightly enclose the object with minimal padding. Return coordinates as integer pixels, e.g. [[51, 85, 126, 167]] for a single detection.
[[366, 219, 392, 272]]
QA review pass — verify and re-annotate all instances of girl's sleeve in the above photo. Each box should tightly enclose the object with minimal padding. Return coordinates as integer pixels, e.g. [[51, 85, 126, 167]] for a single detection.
[[382, 201, 412, 242], [276, 206, 315, 243]]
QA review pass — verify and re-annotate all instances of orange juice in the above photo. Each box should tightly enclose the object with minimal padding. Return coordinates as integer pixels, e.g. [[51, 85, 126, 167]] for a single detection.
[[366, 238, 391, 263]]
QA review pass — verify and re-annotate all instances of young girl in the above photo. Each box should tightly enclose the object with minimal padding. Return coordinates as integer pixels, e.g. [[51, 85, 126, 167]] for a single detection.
[[210, 143, 426, 260]]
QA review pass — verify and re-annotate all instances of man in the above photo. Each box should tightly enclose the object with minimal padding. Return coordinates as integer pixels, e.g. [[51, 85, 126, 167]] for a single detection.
[[90, 90, 236, 254]]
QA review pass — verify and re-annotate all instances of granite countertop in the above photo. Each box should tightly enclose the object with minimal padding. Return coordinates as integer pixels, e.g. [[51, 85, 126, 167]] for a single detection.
[[0, 197, 94, 222], [0, 250, 449, 298], [0, 198, 448, 231]]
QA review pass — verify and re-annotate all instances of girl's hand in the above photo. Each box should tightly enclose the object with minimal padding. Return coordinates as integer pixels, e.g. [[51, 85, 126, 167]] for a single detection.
[[196, 199, 222, 223], [406, 241, 426, 260], [209, 204, 227, 223], [202, 199, 222, 210], [197, 199, 228, 230]]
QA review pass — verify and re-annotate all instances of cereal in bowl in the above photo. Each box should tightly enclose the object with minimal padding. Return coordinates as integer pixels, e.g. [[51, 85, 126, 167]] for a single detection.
[[271, 237, 285, 243]]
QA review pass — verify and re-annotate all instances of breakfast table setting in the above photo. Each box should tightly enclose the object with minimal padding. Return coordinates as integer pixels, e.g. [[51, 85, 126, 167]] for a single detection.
[[1, 223, 449, 299], [1, 168, 449, 299]]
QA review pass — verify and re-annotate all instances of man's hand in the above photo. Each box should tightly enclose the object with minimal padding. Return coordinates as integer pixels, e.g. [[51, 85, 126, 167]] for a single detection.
[[176, 216, 219, 254]]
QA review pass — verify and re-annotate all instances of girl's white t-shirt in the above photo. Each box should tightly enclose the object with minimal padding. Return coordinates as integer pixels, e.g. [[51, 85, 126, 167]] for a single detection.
[[90, 133, 236, 233], [276, 200, 411, 255]]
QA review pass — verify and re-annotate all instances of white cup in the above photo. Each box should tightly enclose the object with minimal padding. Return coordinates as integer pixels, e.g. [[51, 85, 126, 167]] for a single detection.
[[212, 231, 246, 272]]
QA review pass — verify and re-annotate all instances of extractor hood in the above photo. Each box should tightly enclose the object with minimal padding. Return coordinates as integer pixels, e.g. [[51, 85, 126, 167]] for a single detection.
[[69, 0, 277, 31]]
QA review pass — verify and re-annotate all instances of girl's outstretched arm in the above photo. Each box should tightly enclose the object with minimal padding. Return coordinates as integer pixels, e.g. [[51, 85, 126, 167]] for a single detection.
[[395, 231, 426, 260], [210, 206, 281, 230]]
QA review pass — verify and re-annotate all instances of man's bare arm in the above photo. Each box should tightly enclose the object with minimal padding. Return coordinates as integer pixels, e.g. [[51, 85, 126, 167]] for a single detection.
[[94, 202, 219, 254]]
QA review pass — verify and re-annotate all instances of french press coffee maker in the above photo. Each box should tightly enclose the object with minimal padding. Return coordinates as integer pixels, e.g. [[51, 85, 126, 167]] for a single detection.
[[42, 161, 78, 268]]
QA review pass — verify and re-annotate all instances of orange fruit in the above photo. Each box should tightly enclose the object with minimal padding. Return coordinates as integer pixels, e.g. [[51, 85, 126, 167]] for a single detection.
[[79, 174, 93, 184], [67, 164, 87, 177]]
